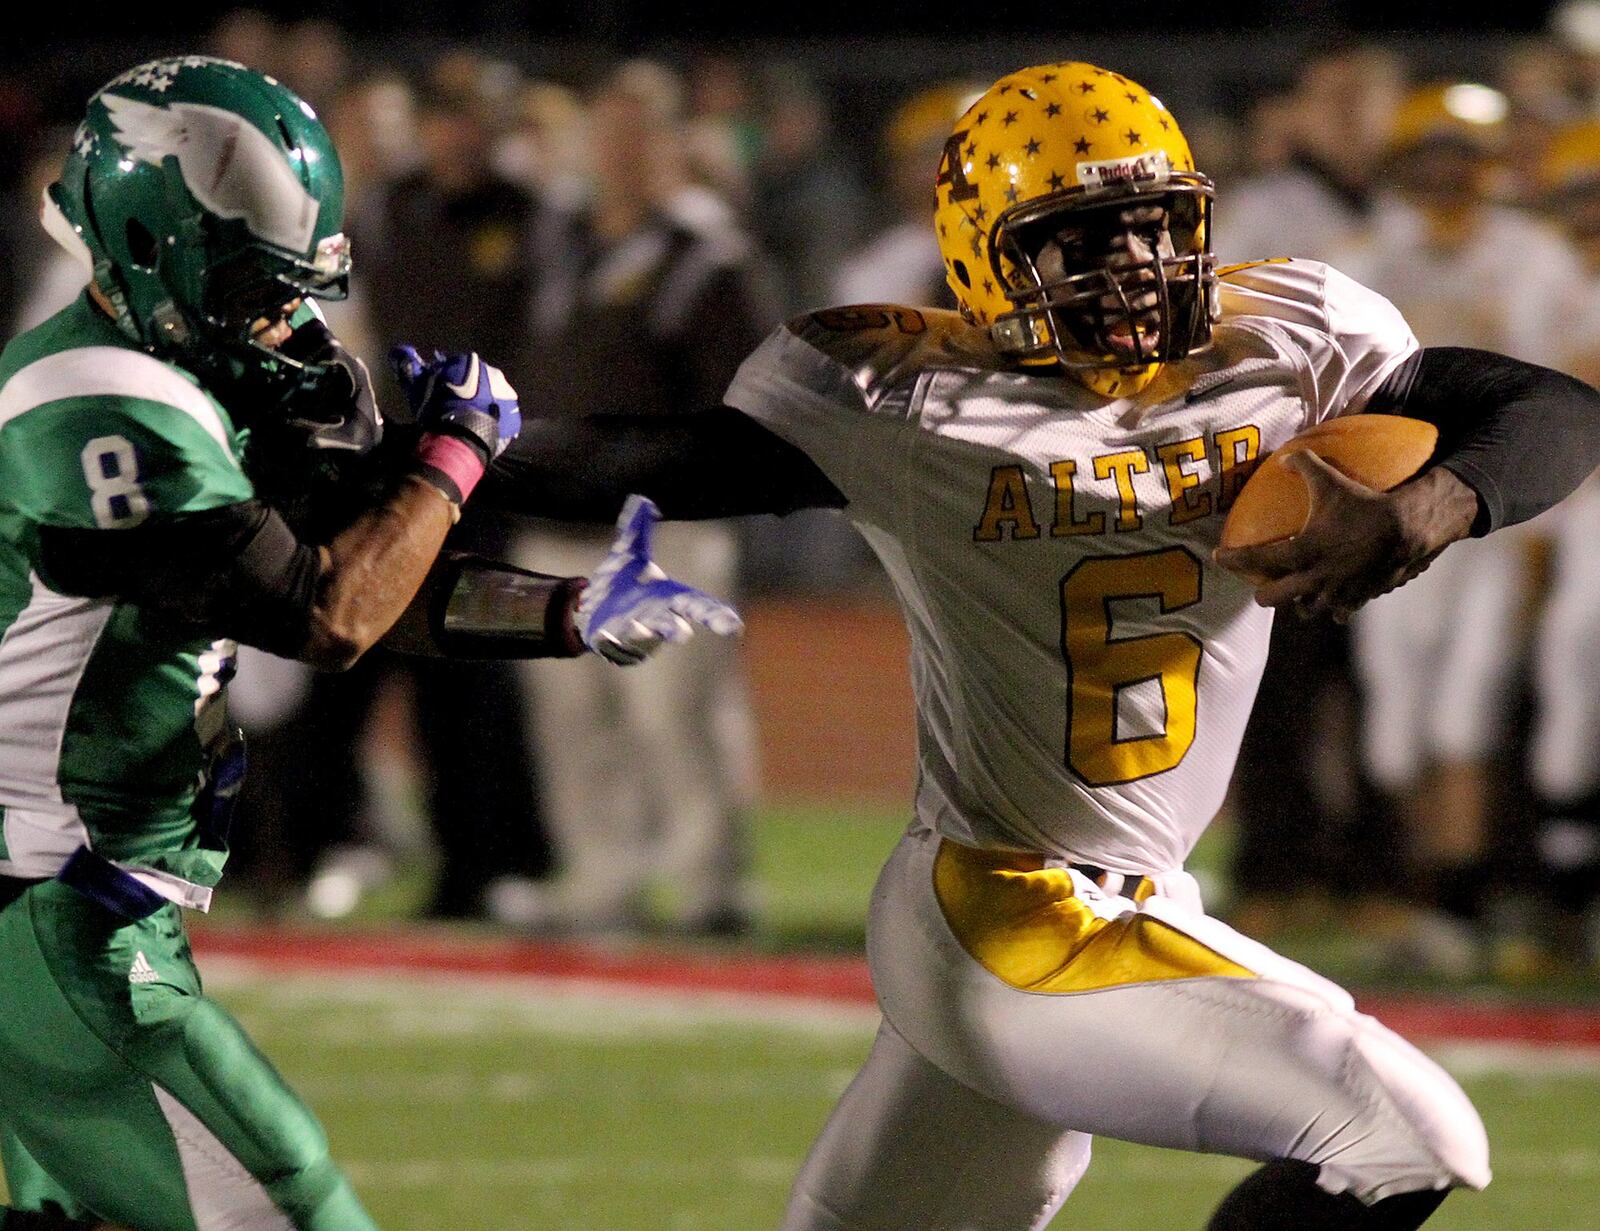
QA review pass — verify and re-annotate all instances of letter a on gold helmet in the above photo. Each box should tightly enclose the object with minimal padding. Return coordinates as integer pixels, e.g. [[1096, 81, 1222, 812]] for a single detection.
[[934, 62, 1217, 397]]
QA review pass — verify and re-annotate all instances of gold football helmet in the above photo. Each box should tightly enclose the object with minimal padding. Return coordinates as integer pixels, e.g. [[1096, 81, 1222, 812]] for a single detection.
[[1385, 82, 1508, 158], [933, 62, 1215, 398], [1539, 119, 1600, 198]]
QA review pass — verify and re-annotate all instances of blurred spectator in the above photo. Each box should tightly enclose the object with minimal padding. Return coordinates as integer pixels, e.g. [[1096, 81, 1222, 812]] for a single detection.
[[501, 59, 776, 937], [230, 61, 554, 921], [1522, 120, 1600, 965], [1500, 42, 1579, 204], [1552, 0, 1600, 111], [280, 19, 352, 111], [1215, 45, 1402, 263], [208, 8, 278, 75], [679, 54, 764, 214], [749, 64, 870, 314], [364, 68, 538, 398], [495, 80, 590, 210], [1241, 90, 1299, 181], [1338, 81, 1584, 975], [5, 129, 86, 337], [1218, 48, 1403, 947], [831, 81, 981, 308]]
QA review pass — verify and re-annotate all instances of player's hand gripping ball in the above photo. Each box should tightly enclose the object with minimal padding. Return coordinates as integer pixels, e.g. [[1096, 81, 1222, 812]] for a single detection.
[[1215, 415, 1440, 618]]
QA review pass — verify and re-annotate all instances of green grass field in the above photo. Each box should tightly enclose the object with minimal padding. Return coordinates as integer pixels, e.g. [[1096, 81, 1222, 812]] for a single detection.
[[16, 805, 1600, 1227], [196, 805, 1600, 1229], [212, 968, 1600, 1230]]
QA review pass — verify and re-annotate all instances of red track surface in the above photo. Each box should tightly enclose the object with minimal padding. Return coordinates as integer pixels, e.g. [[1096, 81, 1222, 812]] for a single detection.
[[190, 923, 1600, 1049]]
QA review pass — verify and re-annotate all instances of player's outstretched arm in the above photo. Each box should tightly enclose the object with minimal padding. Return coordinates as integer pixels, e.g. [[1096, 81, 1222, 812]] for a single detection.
[[1216, 347, 1600, 621], [479, 406, 844, 522], [383, 496, 742, 664]]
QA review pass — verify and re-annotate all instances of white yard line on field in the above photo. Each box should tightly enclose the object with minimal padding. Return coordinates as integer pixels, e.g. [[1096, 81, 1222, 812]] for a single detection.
[[340, 1154, 804, 1189], [205, 958, 882, 1038], [337, 1145, 1600, 1191], [205, 960, 1600, 1074]]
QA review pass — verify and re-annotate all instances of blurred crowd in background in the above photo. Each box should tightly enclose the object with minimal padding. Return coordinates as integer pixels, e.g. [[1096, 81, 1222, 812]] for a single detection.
[[9, 5, 1600, 981]]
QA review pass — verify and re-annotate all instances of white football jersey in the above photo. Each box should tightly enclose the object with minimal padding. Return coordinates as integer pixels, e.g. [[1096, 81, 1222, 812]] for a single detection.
[[726, 259, 1417, 873]]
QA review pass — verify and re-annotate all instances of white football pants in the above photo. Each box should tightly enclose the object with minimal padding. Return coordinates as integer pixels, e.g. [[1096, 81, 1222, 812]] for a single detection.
[[782, 825, 1490, 1231]]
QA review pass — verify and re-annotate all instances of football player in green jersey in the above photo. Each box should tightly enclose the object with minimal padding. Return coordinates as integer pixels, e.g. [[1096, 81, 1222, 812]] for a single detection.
[[0, 57, 739, 1231]]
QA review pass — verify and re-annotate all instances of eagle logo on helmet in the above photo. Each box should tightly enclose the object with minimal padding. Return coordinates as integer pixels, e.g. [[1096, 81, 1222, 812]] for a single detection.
[[102, 93, 321, 256]]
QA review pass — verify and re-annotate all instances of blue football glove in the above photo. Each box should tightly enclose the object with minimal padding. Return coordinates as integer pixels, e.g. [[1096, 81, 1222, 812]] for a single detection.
[[577, 495, 744, 666], [390, 344, 522, 464]]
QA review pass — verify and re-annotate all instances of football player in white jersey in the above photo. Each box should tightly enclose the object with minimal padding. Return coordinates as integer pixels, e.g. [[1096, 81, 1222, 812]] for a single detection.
[[485, 62, 1600, 1230]]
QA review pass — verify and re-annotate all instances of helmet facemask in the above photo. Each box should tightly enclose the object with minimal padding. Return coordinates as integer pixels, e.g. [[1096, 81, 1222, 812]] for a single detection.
[[190, 231, 352, 390], [989, 180, 1216, 382]]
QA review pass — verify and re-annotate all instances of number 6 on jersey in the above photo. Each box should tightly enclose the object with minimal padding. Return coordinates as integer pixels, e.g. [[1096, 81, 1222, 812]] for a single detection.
[[1062, 547, 1203, 786]]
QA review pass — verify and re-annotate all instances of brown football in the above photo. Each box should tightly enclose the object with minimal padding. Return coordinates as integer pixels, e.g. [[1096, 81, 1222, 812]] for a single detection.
[[1219, 415, 1439, 555]]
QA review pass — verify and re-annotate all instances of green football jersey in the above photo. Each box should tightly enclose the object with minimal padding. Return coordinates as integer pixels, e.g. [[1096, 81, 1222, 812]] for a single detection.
[[0, 291, 254, 907]]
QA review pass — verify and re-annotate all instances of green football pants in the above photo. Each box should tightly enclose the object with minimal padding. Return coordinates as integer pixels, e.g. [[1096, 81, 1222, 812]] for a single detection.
[[0, 880, 378, 1231]]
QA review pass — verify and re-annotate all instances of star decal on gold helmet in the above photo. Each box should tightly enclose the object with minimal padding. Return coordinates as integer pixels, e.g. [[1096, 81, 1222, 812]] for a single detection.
[[1045, 102, 1062, 117], [1159, 116, 1170, 130], [1041, 73, 1057, 83], [1002, 110, 1019, 126], [1124, 128, 1141, 145], [1091, 108, 1110, 124], [986, 152, 1001, 170], [1074, 137, 1092, 154], [1024, 137, 1041, 156], [1004, 185, 1020, 203], [973, 203, 988, 222], [1125, 91, 1140, 103], [999, 84, 1013, 94], [1047, 170, 1066, 190], [1077, 82, 1095, 94], [976, 110, 989, 125], [965, 141, 977, 156], [983, 277, 995, 293]]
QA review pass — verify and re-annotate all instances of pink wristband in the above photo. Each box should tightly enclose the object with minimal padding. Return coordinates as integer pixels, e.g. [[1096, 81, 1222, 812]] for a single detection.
[[414, 432, 486, 503]]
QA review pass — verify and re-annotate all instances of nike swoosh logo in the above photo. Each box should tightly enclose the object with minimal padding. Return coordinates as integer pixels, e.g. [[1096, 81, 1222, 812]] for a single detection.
[[445, 354, 480, 400]]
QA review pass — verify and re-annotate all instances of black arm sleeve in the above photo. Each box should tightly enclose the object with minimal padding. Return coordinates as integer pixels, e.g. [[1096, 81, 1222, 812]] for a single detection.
[[36, 502, 320, 658], [1367, 346, 1600, 535], [478, 406, 845, 523]]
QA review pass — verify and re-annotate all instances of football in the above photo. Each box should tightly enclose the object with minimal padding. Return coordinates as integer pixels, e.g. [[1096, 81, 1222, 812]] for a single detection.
[[1219, 415, 1439, 557]]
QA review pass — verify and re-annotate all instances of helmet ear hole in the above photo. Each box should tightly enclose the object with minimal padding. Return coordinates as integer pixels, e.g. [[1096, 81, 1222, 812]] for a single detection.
[[952, 259, 972, 289], [125, 219, 159, 270]]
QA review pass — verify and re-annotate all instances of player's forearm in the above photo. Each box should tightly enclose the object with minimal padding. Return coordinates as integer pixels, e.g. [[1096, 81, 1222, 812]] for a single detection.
[[479, 407, 843, 521], [381, 553, 585, 659], [1374, 346, 1600, 533], [303, 475, 455, 669]]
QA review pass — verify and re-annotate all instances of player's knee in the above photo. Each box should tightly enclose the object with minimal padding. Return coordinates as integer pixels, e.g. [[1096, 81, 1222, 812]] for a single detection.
[[1347, 1022, 1491, 1194]]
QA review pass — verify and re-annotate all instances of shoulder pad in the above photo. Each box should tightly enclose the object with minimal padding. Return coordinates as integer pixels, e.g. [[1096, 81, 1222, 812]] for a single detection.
[[787, 305, 997, 407]]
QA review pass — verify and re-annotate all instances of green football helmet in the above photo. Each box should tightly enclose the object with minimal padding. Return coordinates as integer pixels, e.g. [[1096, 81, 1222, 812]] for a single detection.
[[44, 56, 351, 390]]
